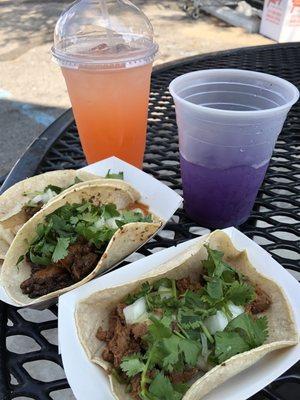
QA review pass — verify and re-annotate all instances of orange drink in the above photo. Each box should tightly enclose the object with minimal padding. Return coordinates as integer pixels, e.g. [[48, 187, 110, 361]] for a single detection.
[[62, 63, 152, 167], [52, 0, 158, 168]]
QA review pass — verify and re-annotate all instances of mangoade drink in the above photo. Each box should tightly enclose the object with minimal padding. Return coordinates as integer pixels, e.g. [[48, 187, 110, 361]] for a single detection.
[[52, 0, 158, 168], [170, 69, 299, 228], [62, 62, 152, 167]]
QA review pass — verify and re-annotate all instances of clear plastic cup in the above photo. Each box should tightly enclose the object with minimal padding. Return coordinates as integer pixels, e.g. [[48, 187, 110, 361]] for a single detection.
[[169, 69, 299, 228], [52, 0, 158, 168]]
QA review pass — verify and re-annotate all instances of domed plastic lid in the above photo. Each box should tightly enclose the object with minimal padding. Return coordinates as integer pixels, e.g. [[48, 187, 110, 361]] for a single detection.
[[52, 0, 158, 69]]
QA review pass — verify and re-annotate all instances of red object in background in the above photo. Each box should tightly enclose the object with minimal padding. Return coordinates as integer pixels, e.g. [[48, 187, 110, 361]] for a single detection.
[[268, 0, 300, 9], [261, 0, 300, 41], [268, 0, 282, 6]]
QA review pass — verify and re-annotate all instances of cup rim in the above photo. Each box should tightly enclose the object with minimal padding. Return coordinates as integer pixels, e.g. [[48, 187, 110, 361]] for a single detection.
[[51, 40, 158, 70], [169, 68, 299, 119]]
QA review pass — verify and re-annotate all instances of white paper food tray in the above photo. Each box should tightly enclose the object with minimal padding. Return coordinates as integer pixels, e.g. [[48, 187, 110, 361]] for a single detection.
[[0, 156, 182, 307], [58, 227, 300, 400]]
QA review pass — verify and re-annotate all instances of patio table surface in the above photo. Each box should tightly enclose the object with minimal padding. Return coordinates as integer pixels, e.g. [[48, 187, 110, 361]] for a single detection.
[[0, 42, 299, 400]]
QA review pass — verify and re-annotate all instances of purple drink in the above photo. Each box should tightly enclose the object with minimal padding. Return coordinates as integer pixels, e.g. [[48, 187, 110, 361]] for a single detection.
[[170, 69, 298, 228], [180, 154, 269, 228]]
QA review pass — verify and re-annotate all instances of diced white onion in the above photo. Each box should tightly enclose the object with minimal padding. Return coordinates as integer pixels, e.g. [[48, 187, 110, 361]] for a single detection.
[[158, 286, 172, 300], [204, 304, 245, 336], [32, 189, 57, 204], [32, 194, 43, 203], [123, 297, 147, 325], [106, 217, 119, 229], [94, 217, 105, 230], [94, 217, 120, 230], [204, 311, 228, 335], [131, 208, 144, 215], [228, 303, 244, 319]]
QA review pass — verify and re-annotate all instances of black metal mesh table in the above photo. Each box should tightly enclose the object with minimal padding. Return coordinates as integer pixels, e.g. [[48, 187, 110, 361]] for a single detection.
[[0, 43, 299, 400]]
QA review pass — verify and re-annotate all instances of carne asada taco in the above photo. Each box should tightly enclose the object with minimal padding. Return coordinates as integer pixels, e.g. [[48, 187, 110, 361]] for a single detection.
[[0, 169, 98, 259], [1, 180, 162, 306], [75, 230, 298, 400]]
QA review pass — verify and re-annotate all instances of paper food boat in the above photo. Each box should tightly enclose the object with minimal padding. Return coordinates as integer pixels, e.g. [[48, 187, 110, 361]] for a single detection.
[[58, 227, 300, 400], [0, 156, 182, 307]]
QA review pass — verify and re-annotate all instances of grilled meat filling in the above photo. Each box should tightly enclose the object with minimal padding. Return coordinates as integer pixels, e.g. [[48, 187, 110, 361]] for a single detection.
[[95, 273, 271, 400], [23, 201, 43, 220], [20, 238, 100, 298]]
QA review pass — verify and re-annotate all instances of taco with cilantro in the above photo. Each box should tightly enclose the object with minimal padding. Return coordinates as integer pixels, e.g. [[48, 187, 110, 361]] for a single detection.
[[0, 179, 162, 306], [0, 169, 99, 259], [75, 230, 297, 400]]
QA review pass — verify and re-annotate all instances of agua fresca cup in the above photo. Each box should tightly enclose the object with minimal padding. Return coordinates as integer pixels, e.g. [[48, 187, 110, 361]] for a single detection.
[[52, 0, 158, 168], [169, 69, 299, 228]]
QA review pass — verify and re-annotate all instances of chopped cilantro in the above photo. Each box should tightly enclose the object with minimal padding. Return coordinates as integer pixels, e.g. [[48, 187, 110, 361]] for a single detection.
[[153, 278, 172, 290], [101, 203, 120, 219], [120, 354, 145, 378], [16, 255, 25, 271], [178, 308, 214, 343], [116, 244, 269, 400], [105, 170, 124, 180], [145, 290, 180, 313], [29, 249, 51, 266], [203, 245, 239, 282], [173, 383, 190, 395], [213, 314, 268, 363], [116, 210, 152, 228], [20, 201, 152, 268], [225, 281, 255, 306], [125, 282, 152, 305], [214, 331, 250, 363], [206, 277, 223, 300], [148, 315, 172, 340], [225, 313, 268, 348], [178, 337, 201, 366], [44, 184, 63, 194], [17, 255, 25, 265], [24, 176, 83, 209], [147, 373, 182, 400], [161, 336, 180, 371], [52, 237, 71, 263]]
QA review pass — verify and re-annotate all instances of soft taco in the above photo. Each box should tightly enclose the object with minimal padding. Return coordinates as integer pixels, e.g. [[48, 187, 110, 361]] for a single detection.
[[0, 179, 162, 306], [0, 225, 15, 259], [0, 169, 99, 258], [75, 230, 298, 400]]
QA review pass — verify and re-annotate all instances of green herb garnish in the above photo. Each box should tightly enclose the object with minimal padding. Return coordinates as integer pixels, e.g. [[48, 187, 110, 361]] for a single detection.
[[44, 184, 63, 194], [22, 201, 151, 266], [16, 255, 25, 265], [24, 177, 83, 207], [116, 245, 268, 400], [105, 170, 124, 180]]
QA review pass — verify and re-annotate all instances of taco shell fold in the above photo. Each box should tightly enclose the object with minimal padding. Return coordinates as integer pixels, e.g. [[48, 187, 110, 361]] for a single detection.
[[0, 179, 162, 307], [0, 225, 15, 259], [75, 230, 298, 400], [0, 169, 99, 259]]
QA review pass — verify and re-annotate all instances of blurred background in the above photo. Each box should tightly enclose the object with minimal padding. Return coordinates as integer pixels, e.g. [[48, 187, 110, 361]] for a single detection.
[[0, 0, 272, 178]]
